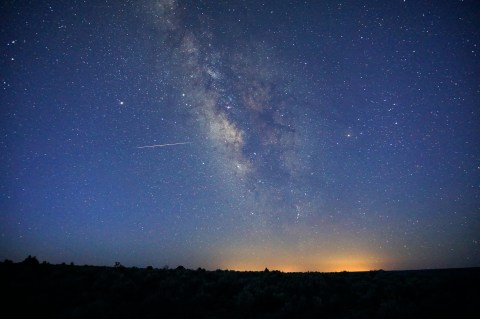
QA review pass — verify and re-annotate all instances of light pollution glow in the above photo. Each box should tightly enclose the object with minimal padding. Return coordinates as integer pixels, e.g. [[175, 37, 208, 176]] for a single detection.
[[214, 243, 391, 273]]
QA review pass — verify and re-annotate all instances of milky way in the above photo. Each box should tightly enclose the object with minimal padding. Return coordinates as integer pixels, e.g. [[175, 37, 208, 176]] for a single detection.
[[147, 0, 316, 221]]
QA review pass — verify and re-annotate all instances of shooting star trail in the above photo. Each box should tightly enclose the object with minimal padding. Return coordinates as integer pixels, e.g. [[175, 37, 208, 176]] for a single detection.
[[136, 142, 192, 149]]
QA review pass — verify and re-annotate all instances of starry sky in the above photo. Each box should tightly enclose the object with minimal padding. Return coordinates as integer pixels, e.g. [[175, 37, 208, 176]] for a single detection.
[[1, 0, 479, 272]]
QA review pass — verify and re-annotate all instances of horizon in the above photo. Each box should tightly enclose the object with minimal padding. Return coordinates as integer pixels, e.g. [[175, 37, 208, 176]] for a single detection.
[[1, 1, 479, 272], [7, 255, 480, 274]]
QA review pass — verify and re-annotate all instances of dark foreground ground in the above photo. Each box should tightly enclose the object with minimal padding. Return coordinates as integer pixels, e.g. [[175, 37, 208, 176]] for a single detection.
[[1, 258, 479, 319]]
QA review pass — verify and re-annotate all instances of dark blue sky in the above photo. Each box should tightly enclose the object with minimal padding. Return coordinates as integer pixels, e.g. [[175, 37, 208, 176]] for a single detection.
[[1, 0, 479, 271]]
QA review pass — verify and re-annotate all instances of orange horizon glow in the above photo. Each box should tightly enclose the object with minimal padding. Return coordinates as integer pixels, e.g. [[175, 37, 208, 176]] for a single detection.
[[217, 252, 389, 273], [212, 235, 397, 273], [220, 261, 383, 273]]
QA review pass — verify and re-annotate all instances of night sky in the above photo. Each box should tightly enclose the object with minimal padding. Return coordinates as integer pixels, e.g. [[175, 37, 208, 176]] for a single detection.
[[1, 0, 479, 272]]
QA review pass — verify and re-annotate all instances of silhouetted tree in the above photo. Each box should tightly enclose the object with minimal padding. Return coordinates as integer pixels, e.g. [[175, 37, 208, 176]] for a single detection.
[[22, 255, 39, 266]]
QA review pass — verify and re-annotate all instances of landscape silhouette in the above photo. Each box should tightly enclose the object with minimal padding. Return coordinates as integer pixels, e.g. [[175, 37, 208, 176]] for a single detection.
[[2, 256, 479, 318]]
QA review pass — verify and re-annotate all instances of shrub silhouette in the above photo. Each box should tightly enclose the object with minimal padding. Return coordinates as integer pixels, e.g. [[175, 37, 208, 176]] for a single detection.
[[22, 255, 39, 266]]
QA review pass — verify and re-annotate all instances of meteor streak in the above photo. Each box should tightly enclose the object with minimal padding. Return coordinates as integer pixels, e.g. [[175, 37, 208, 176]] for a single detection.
[[136, 142, 191, 149]]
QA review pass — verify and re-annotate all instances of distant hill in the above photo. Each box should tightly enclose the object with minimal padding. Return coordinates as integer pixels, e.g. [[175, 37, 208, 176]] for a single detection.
[[1, 258, 479, 318]]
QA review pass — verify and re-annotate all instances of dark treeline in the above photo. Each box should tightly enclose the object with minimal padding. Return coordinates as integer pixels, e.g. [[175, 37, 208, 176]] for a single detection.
[[1, 257, 479, 318]]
